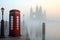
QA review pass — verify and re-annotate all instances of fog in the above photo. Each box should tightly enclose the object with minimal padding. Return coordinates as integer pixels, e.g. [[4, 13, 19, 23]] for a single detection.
[[26, 19, 42, 40]]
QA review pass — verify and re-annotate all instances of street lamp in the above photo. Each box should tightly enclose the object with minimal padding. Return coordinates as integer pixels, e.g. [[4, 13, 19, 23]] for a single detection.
[[0, 7, 5, 38], [42, 22, 45, 40], [1, 7, 4, 20]]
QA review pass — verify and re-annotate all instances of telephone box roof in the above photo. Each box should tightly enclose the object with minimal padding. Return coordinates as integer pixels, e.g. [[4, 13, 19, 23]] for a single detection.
[[10, 9, 20, 12]]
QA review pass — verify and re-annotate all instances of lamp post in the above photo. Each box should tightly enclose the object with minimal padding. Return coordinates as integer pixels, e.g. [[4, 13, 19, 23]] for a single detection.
[[0, 7, 5, 38], [42, 22, 45, 40]]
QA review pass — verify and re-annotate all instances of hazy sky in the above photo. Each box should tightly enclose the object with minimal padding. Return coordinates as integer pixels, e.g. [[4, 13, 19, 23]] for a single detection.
[[0, 0, 60, 21]]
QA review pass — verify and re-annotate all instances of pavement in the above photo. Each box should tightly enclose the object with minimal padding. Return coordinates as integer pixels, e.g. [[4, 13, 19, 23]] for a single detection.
[[0, 36, 30, 40]]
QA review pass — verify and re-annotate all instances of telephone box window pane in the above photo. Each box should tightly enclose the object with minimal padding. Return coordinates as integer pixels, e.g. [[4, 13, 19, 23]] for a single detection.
[[17, 16, 19, 30], [11, 16, 13, 30]]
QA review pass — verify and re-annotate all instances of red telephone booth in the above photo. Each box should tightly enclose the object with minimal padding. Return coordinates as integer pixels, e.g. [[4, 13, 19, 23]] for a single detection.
[[9, 9, 21, 37]]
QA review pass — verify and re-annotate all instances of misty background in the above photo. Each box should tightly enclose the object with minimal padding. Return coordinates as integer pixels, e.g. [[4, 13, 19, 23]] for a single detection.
[[0, 0, 60, 40]]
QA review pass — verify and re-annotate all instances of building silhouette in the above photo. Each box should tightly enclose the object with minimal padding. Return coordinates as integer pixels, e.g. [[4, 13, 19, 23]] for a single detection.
[[29, 5, 46, 40], [30, 6, 46, 22], [9, 9, 21, 37]]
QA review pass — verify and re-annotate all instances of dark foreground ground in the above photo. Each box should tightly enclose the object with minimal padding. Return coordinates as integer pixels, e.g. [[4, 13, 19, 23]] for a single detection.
[[0, 36, 30, 40]]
